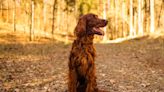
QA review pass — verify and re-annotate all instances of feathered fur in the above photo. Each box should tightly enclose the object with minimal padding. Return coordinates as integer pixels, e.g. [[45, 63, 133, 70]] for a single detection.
[[68, 13, 108, 92]]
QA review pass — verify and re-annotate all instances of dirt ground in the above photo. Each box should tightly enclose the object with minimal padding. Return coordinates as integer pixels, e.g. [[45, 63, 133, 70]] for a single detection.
[[0, 30, 164, 92]]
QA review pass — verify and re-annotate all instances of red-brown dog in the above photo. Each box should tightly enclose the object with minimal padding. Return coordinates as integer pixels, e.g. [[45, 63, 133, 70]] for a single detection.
[[68, 13, 108, 92]]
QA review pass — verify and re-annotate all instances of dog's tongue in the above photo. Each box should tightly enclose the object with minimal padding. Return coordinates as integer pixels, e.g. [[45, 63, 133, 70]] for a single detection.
[[93, 27, 104, 35]]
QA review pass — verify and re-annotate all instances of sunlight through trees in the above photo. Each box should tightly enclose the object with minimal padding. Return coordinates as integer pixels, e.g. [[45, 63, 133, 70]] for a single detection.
[[0, 0, 163, 42]]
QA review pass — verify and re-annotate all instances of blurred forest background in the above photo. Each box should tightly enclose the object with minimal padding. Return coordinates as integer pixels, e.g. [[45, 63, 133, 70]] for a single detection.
[[0, 0, 164, 92], [0, 0, 163, 42]]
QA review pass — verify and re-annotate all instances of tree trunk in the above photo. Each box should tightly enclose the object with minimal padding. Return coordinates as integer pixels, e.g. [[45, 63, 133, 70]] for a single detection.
[[30, 0, 34, 41], [157, 1, 163, 27], [65, 11, 68, 44], [150, 0, 154, 33], [43, 0, 47, 32], [13, 0, 16, 32], [1, 1, 3, 20], [57, 1, 61, 32], [115, 0, 118, 39], [103, 0, 107, 41], [121, 0, 125, 38], [7, 0, 9, 22], [141, 0, 144, 33], [113, 0, 117, 39], [146, 0, 150, 33], [138, 0, 143, 35], [129, 0, 134, 36], [0, 2, 2, 18], [144, 0, 148, 33], [134, 13, 137, 35], [52, 0, 57, 35]]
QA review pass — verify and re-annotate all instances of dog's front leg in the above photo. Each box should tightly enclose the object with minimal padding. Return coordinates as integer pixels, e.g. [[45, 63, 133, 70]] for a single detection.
[[68, 69, 77, 92], [86, 66, 98, 92]]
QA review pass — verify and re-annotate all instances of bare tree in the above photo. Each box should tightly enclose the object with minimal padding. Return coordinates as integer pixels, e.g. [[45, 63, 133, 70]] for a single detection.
[[141, 0, 144, 33], [52, 0, 57, 35], [0, 0, 3, 19], [129, 0, 135, 36], [43, 0, 47, 32], [57, 1, 61, 32], [13, 0, 16, 32], [138, 0, 143, 35], [103, 0, 107, 41], [157, 0, 163, 27], [134, 11, 137, 35], [143, 0, 148, 33], [30, 0, 34, 41], [121, 0, 125, 37], [7, 0, 9, 22], [113, 0, 117, 39], [150, 0, 155, 33]]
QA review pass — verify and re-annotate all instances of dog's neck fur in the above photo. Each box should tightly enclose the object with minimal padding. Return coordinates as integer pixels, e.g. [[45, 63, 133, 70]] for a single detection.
[[73, 35, 96, 58], [72, 34, 96, 61], [75, 35, 94, 45]]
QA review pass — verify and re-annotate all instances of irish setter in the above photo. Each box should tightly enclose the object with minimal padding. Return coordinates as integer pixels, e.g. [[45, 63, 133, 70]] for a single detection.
[[68, 13, 108, 92]]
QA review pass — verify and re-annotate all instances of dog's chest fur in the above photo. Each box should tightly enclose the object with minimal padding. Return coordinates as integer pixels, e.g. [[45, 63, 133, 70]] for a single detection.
[[69, 38, 96, 75]]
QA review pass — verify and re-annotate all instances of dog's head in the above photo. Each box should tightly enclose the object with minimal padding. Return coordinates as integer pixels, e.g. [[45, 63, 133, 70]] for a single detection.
[[75, 13, 108, 37]]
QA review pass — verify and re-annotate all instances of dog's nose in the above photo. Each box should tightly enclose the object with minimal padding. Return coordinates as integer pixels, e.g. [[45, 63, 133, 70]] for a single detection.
[[103, 20, 108, 25]]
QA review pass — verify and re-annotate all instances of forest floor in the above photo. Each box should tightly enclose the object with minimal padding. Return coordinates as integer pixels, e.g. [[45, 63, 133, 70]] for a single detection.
[[0, 28, 164, 92]]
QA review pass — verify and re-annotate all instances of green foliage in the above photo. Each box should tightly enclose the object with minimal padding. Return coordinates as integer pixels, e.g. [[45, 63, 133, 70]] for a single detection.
[[65, 0, 76, 7], [64, 0, 76, 12], [77, 0, 99, 16], [79, 2, 91, 15]]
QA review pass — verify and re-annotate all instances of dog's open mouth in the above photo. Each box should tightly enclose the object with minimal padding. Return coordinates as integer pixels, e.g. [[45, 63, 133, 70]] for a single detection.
[[92, 27, 104, 35]]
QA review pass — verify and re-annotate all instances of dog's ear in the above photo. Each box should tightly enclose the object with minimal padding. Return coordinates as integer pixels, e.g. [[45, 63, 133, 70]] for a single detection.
[[74, 16, 86, 37]]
